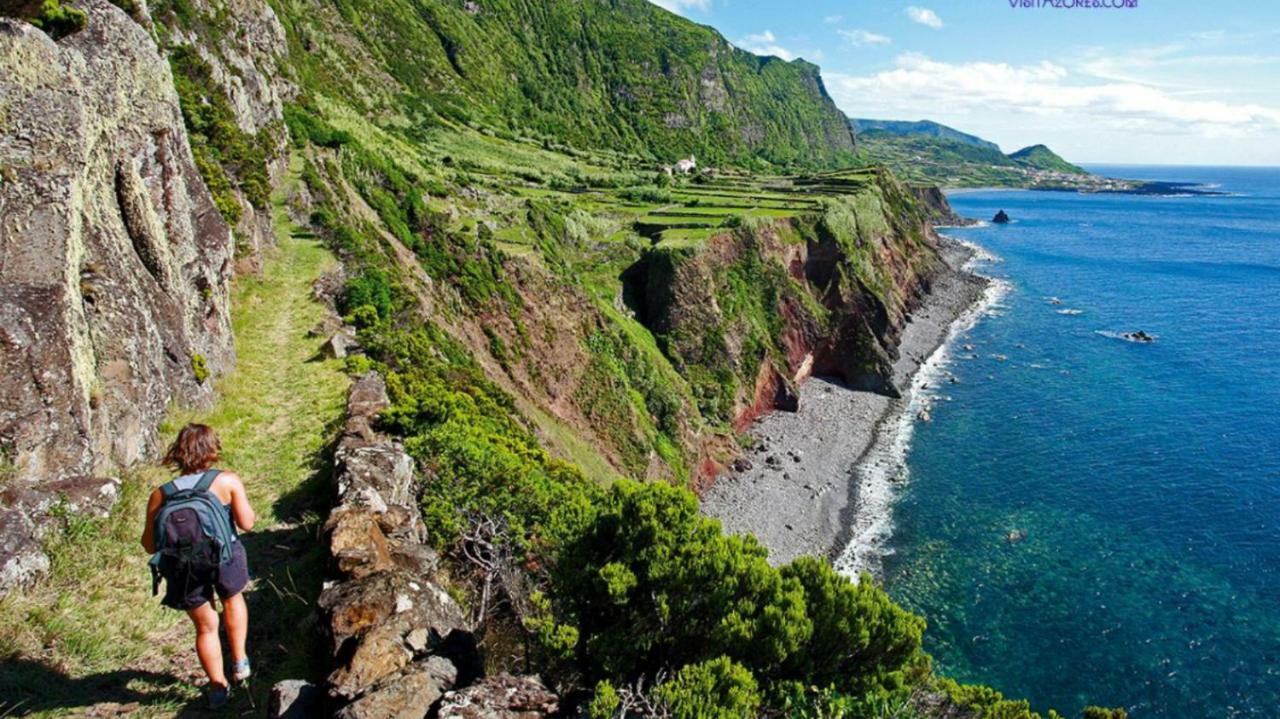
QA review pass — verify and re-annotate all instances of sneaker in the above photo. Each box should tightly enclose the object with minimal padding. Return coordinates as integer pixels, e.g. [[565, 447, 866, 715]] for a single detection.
[[208, 683, 230, 709], [231, 657, 251, 683]]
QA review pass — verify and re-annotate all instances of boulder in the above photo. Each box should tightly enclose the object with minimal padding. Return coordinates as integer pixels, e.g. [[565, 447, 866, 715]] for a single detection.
[[327, 509, 396, 580], [319, 570, 466, 653], [325, 333, 351, 359], [992, 210, 1011, 224], [336, 443, 419, 512], [334, 656, 457, 719], [436, 674, 558, 719], [329, 623, 414, 699], [347, 372, 390, 419], [270, 680, 325, 718]]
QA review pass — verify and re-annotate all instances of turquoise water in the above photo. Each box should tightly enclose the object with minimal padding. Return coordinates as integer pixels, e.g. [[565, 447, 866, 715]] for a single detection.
[[886, 166, 1280, 717]]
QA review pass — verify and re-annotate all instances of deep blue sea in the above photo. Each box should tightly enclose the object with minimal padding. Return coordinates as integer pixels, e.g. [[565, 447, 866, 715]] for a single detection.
[[885, 166, 1280, 717]]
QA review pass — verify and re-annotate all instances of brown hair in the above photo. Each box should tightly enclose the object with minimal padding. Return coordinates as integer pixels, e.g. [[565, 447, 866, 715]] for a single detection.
[[162, 423, 221, 475]]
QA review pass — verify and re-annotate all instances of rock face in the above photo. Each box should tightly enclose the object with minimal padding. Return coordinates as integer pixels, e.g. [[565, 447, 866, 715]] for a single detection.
[[0, 2, 235, 589], [165, 0, 293, 268], [909, 185, 976, 227]]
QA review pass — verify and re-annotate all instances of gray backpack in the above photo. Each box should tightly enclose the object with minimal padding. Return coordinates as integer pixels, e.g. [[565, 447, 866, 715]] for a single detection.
[[148, 469, 238, 595]]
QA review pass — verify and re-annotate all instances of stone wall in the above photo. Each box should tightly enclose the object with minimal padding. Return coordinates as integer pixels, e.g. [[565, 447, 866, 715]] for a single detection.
[[271, 373, 558, 718]]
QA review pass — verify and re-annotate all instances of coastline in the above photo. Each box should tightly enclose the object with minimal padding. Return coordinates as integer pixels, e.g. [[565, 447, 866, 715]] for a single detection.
[[701, 236, 1001, 573]]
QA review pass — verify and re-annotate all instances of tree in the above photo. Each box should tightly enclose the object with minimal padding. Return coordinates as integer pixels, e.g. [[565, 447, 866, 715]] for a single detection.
[[554, 480, 810, 681], [779, 557, 925, 694]]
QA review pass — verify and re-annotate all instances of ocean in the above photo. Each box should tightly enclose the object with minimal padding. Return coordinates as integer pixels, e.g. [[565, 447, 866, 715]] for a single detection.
[[881, 166, 1280, 717]]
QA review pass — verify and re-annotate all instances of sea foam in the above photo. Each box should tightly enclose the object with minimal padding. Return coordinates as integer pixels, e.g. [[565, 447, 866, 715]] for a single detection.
[[834, 240, 1010, 580]]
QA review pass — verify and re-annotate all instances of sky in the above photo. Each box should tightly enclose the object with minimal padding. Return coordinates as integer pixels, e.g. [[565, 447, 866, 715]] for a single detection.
[[648, 0, 1280, 165]]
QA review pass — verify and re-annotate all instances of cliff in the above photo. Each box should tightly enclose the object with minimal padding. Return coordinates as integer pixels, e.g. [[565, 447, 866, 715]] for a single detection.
[[627, 170, 940, 440], [910, 185, 976, 226], [0, 2, 237, 587], [270, 0, 856, 168]]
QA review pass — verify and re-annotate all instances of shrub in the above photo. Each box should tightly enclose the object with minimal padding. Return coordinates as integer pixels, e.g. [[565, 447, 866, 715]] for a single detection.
[[189, 351, 209, 383], [283, 104, 352, 149], [617, 185, 672, 204], [30, 0, 87, 39], [655, 657, 761, 719], [344, 304, 381, 330], [554, 480, 810, 681], [1083, 709, 1128, 719], [342, 270, 393, 320], [780, 557, 925, 695]]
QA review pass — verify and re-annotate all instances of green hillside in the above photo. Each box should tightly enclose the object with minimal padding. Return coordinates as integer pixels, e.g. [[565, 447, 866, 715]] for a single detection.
[[850, 118, 1001, 152], [853, 123, 1120, 190], [264, 0, 854, 169], [1009, 144, 1089, 174]]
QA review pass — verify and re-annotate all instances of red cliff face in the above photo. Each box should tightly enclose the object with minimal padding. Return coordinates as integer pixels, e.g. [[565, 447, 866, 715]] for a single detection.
[[620, 174, 948, 487]]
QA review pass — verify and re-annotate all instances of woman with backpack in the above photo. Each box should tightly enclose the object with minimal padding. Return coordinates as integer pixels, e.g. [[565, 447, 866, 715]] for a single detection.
[[141, 423, 256, 709]]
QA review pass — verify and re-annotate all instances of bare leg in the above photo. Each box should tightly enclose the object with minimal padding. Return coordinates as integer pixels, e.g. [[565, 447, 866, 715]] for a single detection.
[[187, 602, 227, 688], [222, 592, 248, 664]]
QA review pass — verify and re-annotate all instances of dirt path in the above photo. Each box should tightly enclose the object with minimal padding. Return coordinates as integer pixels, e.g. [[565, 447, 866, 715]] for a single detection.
[[0, 159, 349, 717]]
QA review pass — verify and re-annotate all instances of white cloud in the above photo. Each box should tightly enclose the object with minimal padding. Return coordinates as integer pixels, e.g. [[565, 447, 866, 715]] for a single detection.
[[824, 52, 1274, 126], [826, 53, 1280, 137], [736, 31, 796, 61], [839, 29, 892, 47], [648, 0, 710, 15], [823, 15, 844, 25], [905, 6, 943, 29]]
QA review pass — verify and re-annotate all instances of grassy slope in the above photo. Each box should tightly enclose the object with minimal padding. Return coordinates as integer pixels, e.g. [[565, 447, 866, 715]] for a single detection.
[[268, 0, 854, 170], [855, 132, 1092, 188], [0, 158, 349, 716], [1008, 144, 1088, 174]]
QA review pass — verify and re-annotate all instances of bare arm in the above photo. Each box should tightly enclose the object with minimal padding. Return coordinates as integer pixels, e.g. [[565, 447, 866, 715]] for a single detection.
[[140, 488, 164, 553], [223, 472, 256, 532]]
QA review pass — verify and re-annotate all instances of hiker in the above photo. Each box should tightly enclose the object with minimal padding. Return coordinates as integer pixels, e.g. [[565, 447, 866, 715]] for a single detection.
[[141, 423, 256, 708]]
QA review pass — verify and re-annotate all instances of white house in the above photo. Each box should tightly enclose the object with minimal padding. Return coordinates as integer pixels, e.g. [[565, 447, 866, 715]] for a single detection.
[[674, 156, 697, 174]]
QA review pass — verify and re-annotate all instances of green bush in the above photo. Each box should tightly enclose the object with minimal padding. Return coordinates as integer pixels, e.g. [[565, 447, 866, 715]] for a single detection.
[[189, 351, 209, 383], [548, 480, 927, 710], [30, 0, 87, 39], [1082, 709, 1128, 719], [283, 104, 352, 149], [342, 270, 394, 320], [780, 557, 925, 695], [554, 480, 809, 680], [656, 657, 761, 719]]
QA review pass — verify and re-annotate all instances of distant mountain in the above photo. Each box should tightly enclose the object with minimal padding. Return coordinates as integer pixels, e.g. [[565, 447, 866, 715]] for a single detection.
[[1009, 144, 1088, 175], [850, 117, 1114, 189], [849, 118, 1001, 152]]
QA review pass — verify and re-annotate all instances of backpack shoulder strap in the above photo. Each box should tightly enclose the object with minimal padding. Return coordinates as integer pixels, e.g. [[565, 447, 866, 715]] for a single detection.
[[159, 480, 180, 499], [194, 469, 221, 492]]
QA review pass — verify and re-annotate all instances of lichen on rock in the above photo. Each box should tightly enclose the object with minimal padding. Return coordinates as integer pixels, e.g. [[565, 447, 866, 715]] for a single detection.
[[0, 0, 235, 589]]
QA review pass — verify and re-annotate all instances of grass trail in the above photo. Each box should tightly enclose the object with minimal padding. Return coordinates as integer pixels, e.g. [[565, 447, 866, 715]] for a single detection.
[[0, 160, 349, 717]]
